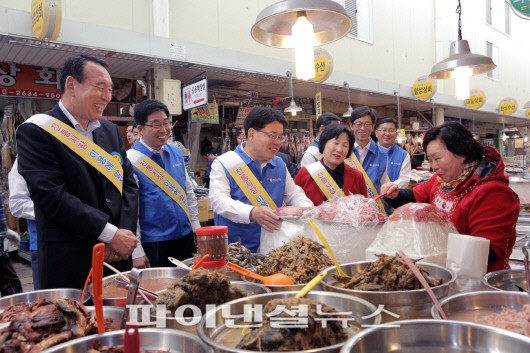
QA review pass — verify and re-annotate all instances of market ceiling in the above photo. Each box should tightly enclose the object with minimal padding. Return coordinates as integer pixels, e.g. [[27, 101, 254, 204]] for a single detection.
[[0, 34, 526, 127]]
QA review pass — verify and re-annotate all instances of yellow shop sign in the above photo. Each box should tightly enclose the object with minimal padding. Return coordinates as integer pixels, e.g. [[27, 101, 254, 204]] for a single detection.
[[310, 49, 334, 83], [498, 98, 518, 115], [464, 90, 486, 110], [412, 76, 436, 100]]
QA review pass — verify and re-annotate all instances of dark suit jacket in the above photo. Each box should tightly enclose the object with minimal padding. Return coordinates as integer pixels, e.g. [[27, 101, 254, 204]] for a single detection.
[[294, 162, 368, 206], [16, 105, 138, 289]]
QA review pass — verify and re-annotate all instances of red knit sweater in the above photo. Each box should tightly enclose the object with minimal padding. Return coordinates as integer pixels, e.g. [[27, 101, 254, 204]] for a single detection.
[[413, 147, 519, 272]]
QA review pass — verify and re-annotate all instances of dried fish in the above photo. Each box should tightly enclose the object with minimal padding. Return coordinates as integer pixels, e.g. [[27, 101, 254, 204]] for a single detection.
[[237, 297, 348, 351], [334, 254, 442, 291], [256, 238, 333, 284], [155, 269, 246, 316]]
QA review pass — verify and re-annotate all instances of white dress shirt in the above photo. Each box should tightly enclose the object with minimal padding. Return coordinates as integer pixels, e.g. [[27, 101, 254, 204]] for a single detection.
[[209, 145, 313, 224]]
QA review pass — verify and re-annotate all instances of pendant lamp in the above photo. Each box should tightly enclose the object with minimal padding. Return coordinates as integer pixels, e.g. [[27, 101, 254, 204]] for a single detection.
[[251, 0, 352, 80], [429, 0, 496, 100], [395, 90, 406, 144], [284, 71, 303, 116], [343, 82, 353, 117]]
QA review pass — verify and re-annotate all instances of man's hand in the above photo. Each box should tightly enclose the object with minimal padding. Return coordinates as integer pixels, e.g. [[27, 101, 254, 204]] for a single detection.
[[109, 229, 139, 261], [250, 206, 281, 232], [5, 230, 20, 246], [133, 256, 150, 269], [380, 182, 399, 199]]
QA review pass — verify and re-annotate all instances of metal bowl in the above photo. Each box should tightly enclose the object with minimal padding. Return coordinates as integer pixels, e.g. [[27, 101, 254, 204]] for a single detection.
[[0, 288, 88, 318], [320, 261, 456, 322], [339, 319, 530, 353], [483, 269, 528, 292], [148, 280, 271, 334], [431, 290, 530, 327], [198, 291, 381, 353], [85, 306, 124, 332], [88, 267, 189, 306], [40, 328, 212, 353]]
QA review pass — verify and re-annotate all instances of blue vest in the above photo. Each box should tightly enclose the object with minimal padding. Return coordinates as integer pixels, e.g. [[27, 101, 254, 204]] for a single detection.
[[311, 138, 319, 147], [214, 145, 287, 252], [385, 144, 409, 182], [352, 141, 388, 193], [28, 219, 37, 251], [133, 143, 192, 243]]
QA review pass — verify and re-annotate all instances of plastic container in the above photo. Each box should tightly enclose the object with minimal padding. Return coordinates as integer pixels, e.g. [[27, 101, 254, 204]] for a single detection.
[[195, 226, 228, 260], [193, 258, 227, 274]]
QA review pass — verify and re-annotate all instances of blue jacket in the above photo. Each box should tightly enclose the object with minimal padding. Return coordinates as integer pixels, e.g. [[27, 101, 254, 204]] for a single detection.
[[352, 141, 388, 193], [386, 144, 409, 182], [133, 142, 192, 243], [215, 145, 287, 252]]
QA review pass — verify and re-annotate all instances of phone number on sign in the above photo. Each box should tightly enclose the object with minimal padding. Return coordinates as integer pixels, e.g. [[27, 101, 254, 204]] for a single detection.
[[1, 89, 61, 99]]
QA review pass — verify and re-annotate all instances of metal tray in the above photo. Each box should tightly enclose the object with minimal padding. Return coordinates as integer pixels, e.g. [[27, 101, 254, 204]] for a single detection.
[[198, 291, 380, 353], [0, 288, 87, 317], [340, 319, 530, 353], [320, 261, 456, 322], [40, 328, 212, 353]]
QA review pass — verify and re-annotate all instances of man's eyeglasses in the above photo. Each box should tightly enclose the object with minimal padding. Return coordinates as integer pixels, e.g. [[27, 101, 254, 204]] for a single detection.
[[352, 122, 373, 129], [256, 130, 287, 142], [142, 120, 172, 129], [377, 128, 397, 134]]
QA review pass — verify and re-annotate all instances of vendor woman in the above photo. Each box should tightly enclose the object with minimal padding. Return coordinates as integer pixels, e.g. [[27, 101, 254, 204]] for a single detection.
[[295, 124, 367, 206], [381, 122, 519, 272]]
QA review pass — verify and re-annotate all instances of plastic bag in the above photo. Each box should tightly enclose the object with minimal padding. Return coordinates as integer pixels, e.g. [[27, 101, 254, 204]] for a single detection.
[[300, 194, 386, 228], [366, 203, 458, 265], [300, 195, 386, 263], [258, 218, 308, 255]]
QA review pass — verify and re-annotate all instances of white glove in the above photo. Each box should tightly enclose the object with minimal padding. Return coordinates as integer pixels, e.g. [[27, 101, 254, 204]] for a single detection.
[[5, 229, 20, 246]]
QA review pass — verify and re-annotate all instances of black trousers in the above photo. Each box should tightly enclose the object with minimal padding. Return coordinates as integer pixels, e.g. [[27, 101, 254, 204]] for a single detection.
[[0, 246, 23, 296], [142, 232, 196, 267]]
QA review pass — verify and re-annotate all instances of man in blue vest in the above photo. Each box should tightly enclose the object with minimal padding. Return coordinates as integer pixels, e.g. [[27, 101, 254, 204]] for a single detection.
[[8, 159, 40, 289], [347, 106, 389, 195], [374, 118, 411, 188], [300, 112, 341, 167], [209, 107, 313, 252], [130, 99, 200, 266]]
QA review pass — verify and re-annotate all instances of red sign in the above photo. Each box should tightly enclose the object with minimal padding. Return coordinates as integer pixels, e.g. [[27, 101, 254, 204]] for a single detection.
[[0, 62, 61, 99]]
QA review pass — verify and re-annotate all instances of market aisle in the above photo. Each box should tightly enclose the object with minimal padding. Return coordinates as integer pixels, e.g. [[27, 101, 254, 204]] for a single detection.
[[12, 258, 33, 292]]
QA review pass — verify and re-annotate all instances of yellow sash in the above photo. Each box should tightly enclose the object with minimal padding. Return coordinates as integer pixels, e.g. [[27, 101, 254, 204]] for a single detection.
[[218, 151, 278, 210], [345, 153, 386, 212], [127, 149, 191, 224], [26, 114, 123, 194], [306, 162, 345, 200]]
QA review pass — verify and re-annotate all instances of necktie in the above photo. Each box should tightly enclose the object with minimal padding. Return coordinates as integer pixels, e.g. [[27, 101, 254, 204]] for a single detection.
[[151, 152, 164, 168]]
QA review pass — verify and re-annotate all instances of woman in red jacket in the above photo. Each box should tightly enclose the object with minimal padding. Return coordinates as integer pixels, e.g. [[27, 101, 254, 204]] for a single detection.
[[295, 124, 367, 206], [381, 122, 519, 272]]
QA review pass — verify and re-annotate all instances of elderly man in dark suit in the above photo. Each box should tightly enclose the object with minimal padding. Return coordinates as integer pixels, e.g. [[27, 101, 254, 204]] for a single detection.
[[16, 54, 144, 289]]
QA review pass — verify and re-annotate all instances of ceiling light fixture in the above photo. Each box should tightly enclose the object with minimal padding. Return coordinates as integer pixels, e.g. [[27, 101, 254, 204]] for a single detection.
[[343, 82, 353, 117], [428, 0, 496, 100], [284, 71, 303, 116], [251, 0, 352, 80]]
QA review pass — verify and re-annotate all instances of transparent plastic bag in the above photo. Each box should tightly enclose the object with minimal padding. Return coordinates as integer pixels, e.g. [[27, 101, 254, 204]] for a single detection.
[[300, 195, 386, 263], [366, 203, 458, 265], [300, 194, 386, 228], [258, 218, 308, 255]]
